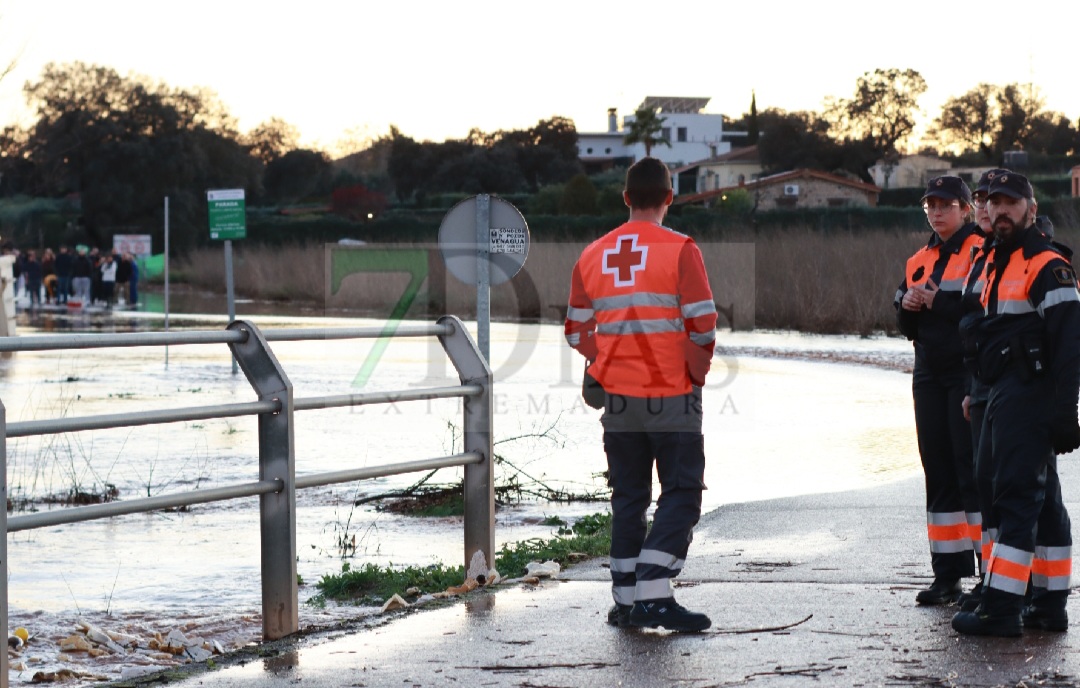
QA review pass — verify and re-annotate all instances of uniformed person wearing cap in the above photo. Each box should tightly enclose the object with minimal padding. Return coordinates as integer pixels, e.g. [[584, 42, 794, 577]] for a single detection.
[[895, 176, 985, 605], [952, 172, 1080, 636], [956, 168, 1009, 613]]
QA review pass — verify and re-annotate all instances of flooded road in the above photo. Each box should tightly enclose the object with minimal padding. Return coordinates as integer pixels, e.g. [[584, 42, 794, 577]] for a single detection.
[[2, 310, 921, 683]]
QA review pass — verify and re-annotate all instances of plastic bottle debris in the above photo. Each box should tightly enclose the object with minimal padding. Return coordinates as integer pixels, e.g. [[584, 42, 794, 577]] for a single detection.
[[525, 560, 561, 578]]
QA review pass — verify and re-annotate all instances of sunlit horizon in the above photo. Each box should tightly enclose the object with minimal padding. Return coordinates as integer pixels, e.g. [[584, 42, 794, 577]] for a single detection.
[[0, 0, 1077, 157]]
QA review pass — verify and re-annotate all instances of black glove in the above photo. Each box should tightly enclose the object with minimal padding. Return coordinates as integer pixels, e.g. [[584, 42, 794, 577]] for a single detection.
[[1051, 416, 1080, 455]]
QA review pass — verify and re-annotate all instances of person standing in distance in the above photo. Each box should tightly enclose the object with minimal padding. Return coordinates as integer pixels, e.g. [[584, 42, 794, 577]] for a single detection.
[[895, 176, 984, 605], [952, 172, 1080, 636], [564, 157, 717, 632]]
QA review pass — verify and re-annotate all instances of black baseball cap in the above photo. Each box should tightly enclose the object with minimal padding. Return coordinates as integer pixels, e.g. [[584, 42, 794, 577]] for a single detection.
[[921, 176, 972, 205], [987, 172, 1034, 200], [975, 168, 1010, 194]]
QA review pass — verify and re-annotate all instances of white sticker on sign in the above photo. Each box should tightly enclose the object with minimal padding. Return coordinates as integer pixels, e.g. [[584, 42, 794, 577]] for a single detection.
[[489, 227, 526, 254]]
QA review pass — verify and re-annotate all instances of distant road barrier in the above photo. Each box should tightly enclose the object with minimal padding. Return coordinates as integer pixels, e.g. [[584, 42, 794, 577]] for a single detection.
[[0, 316, 494, 688]]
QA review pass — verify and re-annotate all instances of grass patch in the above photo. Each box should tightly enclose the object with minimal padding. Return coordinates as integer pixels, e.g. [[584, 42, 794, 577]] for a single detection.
[[313, 512, 612, 605]]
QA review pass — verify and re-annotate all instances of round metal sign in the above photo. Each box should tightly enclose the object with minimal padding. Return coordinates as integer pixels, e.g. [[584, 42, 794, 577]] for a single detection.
[[438, 196, 530, 286]]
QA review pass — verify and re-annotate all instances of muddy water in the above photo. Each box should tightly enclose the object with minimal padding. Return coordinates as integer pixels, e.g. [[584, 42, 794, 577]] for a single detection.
[[2, 310, 920, 684]]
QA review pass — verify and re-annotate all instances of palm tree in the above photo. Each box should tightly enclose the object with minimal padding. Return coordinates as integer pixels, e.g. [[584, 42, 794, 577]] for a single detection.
[[623, 107, 670, 157]]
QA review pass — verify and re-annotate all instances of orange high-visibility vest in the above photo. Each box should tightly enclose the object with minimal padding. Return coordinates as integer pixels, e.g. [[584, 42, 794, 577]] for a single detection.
[[565, 221, 715, 397], [905, 232, 984, 296]]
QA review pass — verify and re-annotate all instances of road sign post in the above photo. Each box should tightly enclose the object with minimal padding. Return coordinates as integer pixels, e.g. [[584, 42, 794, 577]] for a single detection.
[[438, 195, 530, 363], [207, 189, 246, 375]]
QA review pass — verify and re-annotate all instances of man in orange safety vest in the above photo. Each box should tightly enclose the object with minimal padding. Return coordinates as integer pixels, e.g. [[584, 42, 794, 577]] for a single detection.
[[564, 157, 717, 633]]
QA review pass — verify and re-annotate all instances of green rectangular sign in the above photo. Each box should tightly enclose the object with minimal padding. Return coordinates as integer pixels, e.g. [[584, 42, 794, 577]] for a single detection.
[[207, 189, 246, 240]]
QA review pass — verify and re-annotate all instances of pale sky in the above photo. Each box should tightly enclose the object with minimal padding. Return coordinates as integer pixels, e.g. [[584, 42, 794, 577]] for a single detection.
[[0, 0, 1077, 155]]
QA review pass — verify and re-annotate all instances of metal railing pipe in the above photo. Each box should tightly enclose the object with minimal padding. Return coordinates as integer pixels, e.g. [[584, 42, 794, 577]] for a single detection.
[[436, 315, 495, 576], [6, 400, 280, 438], [6, 479, 283, 532], [0, 316, 498, 677], [0, 329, 246, 352], [228, 320, 297, 641], [292, 385, 481, 412], [295, 452, 482, 490], [262, 323, 452, 341]]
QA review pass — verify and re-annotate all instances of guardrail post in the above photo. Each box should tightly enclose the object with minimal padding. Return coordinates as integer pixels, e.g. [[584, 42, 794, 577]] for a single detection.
[[436, 316, 494, 576], [227, 321, 297, 640], [1, 401, 8, 688]]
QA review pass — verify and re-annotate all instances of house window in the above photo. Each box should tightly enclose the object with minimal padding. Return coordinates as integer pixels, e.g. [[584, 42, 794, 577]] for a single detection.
[[827, 198, 849, 207], [586, 147, 593, 154], [661, 127, 671, 141], [677, 127, 687, 143], [775, 197, 798, 208], [605, 148, 611, 154]]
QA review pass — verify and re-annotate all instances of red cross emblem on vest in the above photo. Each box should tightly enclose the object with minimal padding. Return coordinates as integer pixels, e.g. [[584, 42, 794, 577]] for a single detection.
[[602, 234, 648, 287]]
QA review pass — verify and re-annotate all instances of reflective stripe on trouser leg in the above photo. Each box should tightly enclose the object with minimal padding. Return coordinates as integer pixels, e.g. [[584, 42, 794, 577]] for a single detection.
[[973, 402, 996, 577], [986, 543, 1033, 596], [966, 512, 982, 552], [1032, 546, 1072, 592], [1032, 457, 1072, 595], [927, 511, 975, 554], [635, 430, 705, 601], [985, 375, 1053, 605], [604, 431, 653, 606], [913, 369, 978, 579], [981, 528, 998, 575]]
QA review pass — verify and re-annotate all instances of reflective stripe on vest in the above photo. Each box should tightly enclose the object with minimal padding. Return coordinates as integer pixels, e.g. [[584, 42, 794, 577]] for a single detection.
[[980, 249, 1078, 316], [596, 318, 685, 335], [986, 543, 1033, 596], [566, 306, 594, 322], [577, 222, 704, 396]]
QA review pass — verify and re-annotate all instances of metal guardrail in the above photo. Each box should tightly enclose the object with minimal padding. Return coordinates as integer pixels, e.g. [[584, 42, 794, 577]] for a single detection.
[[0, 316, 494, 688]]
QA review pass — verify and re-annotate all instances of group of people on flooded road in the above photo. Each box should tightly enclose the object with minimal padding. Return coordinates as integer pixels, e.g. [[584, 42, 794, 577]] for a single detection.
[[563, 158, 1079, 638], [896, 170, 1080, 637], [1, 242, 139, 309]]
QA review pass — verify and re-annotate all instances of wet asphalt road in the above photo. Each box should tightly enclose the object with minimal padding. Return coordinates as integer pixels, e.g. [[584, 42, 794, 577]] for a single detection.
[[113, 468, 1080, 688]]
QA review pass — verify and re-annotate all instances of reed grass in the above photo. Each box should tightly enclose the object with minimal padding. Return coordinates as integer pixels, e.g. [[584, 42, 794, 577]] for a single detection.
[[168, 224, 1080, 335]]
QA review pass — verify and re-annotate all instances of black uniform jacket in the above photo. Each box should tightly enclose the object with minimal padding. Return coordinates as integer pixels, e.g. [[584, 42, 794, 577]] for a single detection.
[[974, 225, 1080, 418]]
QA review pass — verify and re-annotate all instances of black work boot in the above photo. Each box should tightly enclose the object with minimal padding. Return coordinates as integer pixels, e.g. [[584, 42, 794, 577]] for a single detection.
[[607, 603, 632, 627], [952, 607, 1023, 637], [1022, 605, 1068, 632], [629, 598, 711, 632], [958, 580, 984, 612], [916, 578, 962, 605]]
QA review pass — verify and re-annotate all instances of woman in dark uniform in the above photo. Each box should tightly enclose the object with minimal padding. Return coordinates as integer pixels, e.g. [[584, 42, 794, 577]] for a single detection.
[[895, 176, 985, 604]]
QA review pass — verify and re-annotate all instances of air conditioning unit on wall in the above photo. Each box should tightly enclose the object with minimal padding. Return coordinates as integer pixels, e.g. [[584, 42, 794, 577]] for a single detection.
[[783, 184, 800, 196]]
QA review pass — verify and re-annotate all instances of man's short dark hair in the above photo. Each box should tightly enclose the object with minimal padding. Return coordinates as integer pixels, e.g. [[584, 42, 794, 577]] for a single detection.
[[624, 157, 672, 209]]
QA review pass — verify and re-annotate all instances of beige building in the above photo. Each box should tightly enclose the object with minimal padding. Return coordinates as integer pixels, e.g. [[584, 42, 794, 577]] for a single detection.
[[671, 145, 763, 196], [867, 155, 951, 189], [674, 168, 880, 209]]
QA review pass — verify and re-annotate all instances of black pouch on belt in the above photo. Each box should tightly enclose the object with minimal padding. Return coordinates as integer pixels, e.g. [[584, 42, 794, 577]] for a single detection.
[[1019, 335, 1046, 378], [582, 361, 605, 410]]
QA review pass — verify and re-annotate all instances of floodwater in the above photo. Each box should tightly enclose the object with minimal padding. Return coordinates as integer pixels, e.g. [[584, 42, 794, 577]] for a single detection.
[[1, 305, 921, 684]]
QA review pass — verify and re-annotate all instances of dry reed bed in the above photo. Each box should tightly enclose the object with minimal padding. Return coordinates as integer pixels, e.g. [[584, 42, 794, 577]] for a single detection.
[[174, 226, 1080, 335]]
